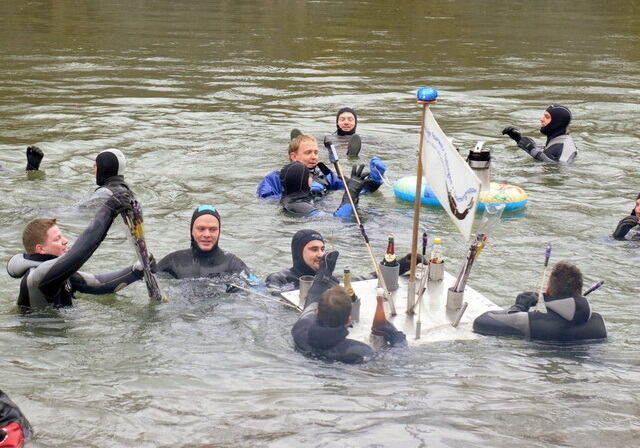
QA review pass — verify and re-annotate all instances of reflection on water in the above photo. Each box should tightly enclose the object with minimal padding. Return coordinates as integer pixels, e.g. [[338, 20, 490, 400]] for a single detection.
[[1, 0, 639, 446]]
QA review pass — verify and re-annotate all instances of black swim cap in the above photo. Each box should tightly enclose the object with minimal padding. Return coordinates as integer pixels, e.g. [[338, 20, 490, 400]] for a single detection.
[[190, 205, 221, 253], [540, 104, 572, 139], [95, 149, 126, 186], [336, 107, 358, 136], [291, 229, 324, 276], [280, 162, 310, 196]]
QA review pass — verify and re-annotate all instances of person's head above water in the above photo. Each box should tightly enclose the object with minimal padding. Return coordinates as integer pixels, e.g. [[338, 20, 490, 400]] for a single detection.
[[548, 261, 583, 298], [318, 285, 352, 327], [22, 218, 68, 256], [539, 104, 571, 140], [291, 229, 325, 275], [190, 205, 221, 255], [336, 107, 357, 136], [94, 149, 126, 186], [288, 135, 319, 169], [279, 161, 311, 197]]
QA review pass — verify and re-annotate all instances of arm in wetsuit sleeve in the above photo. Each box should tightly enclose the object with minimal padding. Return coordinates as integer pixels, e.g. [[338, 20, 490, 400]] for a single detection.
[[613, 215, 639, 240], [518, 137, 556, 162], [71, 266, 143, 294], [38, 204, 118, 297]]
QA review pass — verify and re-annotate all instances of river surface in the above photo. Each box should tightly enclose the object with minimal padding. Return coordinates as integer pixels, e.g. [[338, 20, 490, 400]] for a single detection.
[[1, 1, 639, 447]]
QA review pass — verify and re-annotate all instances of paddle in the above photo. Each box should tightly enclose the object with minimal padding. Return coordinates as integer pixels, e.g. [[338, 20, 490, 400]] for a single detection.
[[323, 136, 396, 315]]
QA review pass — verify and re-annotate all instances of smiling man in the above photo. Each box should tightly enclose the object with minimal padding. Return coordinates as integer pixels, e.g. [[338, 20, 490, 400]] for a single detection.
[[7, 189, 145, 311], [157, 205, 252, 280]]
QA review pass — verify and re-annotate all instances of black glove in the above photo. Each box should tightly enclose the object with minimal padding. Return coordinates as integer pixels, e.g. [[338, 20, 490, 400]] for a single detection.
[[306, 251, 340, 306], [25, 145, 44, 171], [508, 291, 539, 313], [341, 163, 369, 207], [517, 136, 536, 154], [373, 322, 407, 346], [502, 126, 522, 143], [398, 253, 424, 275], [104, 188, 133, 215]]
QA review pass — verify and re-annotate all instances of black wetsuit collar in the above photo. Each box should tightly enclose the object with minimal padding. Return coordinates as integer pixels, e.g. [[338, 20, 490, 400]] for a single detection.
[[24, 253, 57, 262]]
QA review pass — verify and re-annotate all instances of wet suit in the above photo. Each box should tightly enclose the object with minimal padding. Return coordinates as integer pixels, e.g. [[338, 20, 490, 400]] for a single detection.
[[0, 390, 32, 448], [279, 162, 369, 218], [6, 196, 143, 311], [291, 251, 406, 364], [612, 195, 640, 240], [157, 206, 252, 280], [473, 291, 607, 341], [503, 104, 577, 163]]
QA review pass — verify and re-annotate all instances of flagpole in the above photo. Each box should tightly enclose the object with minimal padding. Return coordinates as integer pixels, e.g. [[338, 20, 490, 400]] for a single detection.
[[407, 88, 438, 314]]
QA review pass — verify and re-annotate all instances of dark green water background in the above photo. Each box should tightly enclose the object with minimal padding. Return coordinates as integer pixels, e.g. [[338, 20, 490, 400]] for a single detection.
[[1, 1, 639, 446]]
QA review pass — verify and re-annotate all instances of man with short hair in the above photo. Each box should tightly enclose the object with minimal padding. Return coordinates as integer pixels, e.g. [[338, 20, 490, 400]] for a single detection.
[[256, 134, 384, 199], [157, 205, 253, 281], [473, 261, 607, 341], [7, 190, 145, 311], [291, 251, 406, 364]]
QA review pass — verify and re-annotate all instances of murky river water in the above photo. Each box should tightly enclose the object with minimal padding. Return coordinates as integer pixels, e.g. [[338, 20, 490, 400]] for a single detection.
[[1, 1, 639, 446]]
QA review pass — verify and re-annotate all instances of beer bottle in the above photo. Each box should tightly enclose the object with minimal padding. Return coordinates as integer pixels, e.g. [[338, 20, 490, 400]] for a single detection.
[[371, 287, 388, 336], [343, 267, 360, 322], [381, 234, 399, 267]]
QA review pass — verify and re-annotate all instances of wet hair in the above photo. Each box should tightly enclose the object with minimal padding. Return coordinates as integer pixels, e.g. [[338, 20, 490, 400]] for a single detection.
[[22, 218, 57, 253], [318, 285, 352, 327], [548, 261, 583, 298], [287, 135, 317, 157]]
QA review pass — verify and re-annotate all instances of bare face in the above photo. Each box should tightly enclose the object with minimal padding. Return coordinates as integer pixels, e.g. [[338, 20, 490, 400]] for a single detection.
[[289, 140, 319, 169], [302, 240, 325, 271], [192, 215, 220, 251], [634, 199, 640, 216], [37, 225, 69, 256], [540, 111, 552, 128], [337, 112, 356, 133]]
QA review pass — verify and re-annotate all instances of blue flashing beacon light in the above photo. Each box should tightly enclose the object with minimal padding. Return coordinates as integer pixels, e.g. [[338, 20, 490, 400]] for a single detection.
[[416, 87, 438, 102]]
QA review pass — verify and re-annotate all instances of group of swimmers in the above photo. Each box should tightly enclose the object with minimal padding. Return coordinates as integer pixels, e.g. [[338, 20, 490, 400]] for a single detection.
[[0, 105, 632, 445]]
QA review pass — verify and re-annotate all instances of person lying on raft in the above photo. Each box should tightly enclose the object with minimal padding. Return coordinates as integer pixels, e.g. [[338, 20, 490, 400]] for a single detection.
[[473, 262, 607, 342], [265, 229, 419, 292], [157, 205, 256, 284], [7, 188, 147, 311], [0, 389, 32, 448], [0, 145, 44, 173], [502, 104, 577, 163], [256, 134, 385, 199], [292, 251, 406, 364], [279, 161, 369, 218], [612, 193, 640, 240]]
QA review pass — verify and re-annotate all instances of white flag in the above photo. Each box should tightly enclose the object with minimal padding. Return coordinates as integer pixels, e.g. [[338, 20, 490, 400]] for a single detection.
[[421, 108, 480, 240]]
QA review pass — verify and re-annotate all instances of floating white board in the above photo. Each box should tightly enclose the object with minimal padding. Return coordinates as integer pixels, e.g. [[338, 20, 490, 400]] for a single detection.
[[281, 269, 501, 345]]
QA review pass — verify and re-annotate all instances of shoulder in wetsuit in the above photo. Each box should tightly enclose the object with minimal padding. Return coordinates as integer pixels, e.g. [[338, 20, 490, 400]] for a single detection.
[[6, 193, 143, 311], [0, 389, 33, 447]]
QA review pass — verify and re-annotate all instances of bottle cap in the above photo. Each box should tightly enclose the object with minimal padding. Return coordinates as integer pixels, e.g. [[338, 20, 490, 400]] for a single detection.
[[434, 238, 442, 244], [344, 266, 351, 273], [376, 287, 385, 297]]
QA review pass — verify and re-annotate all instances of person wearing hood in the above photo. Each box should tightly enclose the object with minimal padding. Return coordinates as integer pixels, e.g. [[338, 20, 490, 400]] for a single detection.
[[265, 229, 422, 291], [502, 104, 577, 163], [256, 135, 385, 199], [279, 161, 369, 218], [473, 262, 607, 342], [0, 390, 32, 448], [612, 193, 640, 240], [88, 149, 128, 202], [1, 146, 44, 173], [6, 189, 146, 311], [291, 251, 407, 364], [156, 205, 253, 281]]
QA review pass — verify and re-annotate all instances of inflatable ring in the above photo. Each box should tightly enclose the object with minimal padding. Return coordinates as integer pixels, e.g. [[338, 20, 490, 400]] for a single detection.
[[393, 176, 528, 212]]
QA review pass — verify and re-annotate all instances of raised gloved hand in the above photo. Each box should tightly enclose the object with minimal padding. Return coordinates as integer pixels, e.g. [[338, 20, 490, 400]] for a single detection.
[[502, 126, 522, 143], [104, 188, 133, 215], [133, 254, 157, 276], [373, 322, 407, 346], [508, 291, 539, 313], [342, 163, 369, 204], [369, 157, 387, 184], [25, 145, 44, 171], [306, 251, 340, 307], [398, 253, 425, 275]]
